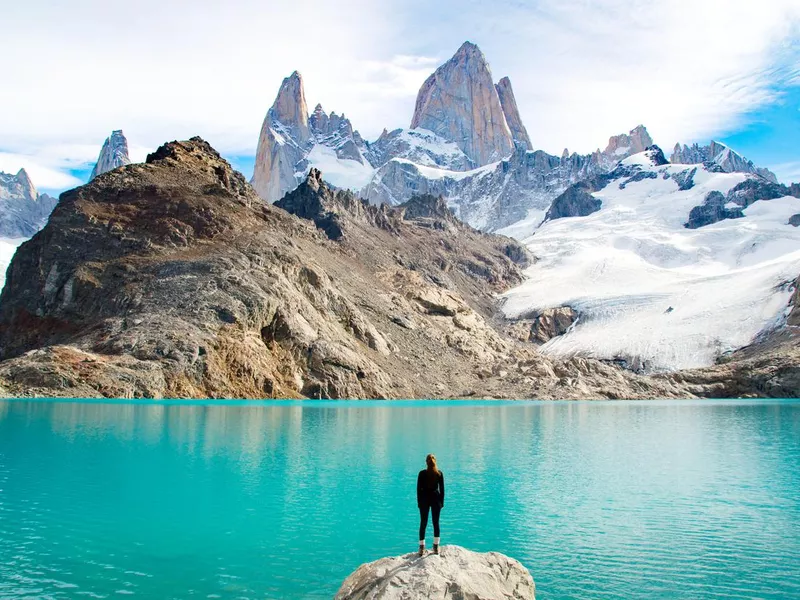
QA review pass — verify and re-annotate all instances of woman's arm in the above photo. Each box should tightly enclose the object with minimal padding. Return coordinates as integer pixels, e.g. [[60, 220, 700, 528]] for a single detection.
[[417, 471, 423, 507], [439, 472, 445, 506]]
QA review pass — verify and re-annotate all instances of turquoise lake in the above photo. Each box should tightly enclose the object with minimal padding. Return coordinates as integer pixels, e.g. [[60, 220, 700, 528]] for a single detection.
[[1, 399, 799, 599]]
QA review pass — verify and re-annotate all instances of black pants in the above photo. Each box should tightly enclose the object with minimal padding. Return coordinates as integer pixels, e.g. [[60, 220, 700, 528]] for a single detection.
[[419, 502, 441, 541]]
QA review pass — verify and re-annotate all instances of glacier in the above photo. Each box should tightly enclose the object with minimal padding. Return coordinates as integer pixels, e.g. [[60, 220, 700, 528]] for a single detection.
[[501, 151, 800, 372]]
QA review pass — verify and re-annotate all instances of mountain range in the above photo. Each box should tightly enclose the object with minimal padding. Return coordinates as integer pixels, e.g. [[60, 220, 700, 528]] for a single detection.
[[248, 41, 781, 232], [0, 137, 794, 399], [0, 41, 797, 398]]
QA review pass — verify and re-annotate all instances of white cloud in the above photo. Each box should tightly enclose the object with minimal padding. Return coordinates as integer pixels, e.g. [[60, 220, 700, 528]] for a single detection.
[[0, 151, 83, 190], [450, 0, 800, 154], [1, 0, 798, 190]]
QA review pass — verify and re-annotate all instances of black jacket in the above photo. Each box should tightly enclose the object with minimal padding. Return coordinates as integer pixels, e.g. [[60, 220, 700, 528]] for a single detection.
[[417, 469, 445, 508]]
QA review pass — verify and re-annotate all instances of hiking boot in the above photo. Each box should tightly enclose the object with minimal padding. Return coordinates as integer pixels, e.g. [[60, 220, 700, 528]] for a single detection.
[[433, 544, 439, 555], [418, 544, 425, 557]]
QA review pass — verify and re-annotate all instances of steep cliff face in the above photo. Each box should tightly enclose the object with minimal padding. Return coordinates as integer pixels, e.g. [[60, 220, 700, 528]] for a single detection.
[[495, 76, 531, 150], [90, 130, 131, 180], [0, 168, 58, 238], [671, 140, 778, 182], [251, 71, 311, 203], [410, 42, 514, 167]]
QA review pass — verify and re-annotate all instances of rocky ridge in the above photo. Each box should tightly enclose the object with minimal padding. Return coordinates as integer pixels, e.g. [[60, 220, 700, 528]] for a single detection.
[[670, 140, 777, 182], [0, 137, 743, 400], [90, 130, 131, 180], [0, 138, 794, 399], [249, 43, 665, 232], [0, 168, 58, 238], [334, 545, 535, 600], [247, 43, 786, 237], [364, 125, 657, 232]]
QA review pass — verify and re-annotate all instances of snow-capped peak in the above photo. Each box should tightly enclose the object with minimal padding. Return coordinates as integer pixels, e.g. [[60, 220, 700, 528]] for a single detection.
[[670, 140, 777, 183], [410, 41, 515, 167]]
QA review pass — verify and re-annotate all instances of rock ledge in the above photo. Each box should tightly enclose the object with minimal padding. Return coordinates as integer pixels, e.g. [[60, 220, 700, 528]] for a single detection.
[[334, 545, 535, 599]]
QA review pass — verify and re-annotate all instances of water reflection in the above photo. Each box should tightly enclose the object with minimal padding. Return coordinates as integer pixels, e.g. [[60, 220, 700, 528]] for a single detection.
[[0, 399, 798, 600]]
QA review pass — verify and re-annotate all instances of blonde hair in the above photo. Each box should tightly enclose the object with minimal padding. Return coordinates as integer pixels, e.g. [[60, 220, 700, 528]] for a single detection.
[[426, 453, 439, 475]]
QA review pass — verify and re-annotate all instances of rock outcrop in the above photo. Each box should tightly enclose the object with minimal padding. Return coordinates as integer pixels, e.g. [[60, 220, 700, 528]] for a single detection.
[[685, 178, 792, 229], [334, 546, 535, 600], [670, 140, 778, 183], [410, 41, 515, 167], [543, 175, 608, 222], [90, 130, 131, 180], [0, 168, 58, 237], [495, 76, 531, 150]]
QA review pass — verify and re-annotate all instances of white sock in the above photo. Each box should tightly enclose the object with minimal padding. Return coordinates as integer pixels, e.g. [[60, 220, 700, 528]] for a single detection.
[[419, 540, 425, 546], [434, 537, 440, 545]]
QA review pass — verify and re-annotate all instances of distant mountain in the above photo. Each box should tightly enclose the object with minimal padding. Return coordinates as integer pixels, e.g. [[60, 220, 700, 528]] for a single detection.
[[0, 168, 58, 238], [409, 41, 514, 166], [670, 140, 777, 183], [90, 130, 131, 180], [250, 41, 785, 235], [251, 72, 374, 203]]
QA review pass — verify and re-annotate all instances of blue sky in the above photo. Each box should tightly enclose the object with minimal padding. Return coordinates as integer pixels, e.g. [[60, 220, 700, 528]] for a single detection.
[[720, 86, 800, 183], [0, 0, 798, 193]]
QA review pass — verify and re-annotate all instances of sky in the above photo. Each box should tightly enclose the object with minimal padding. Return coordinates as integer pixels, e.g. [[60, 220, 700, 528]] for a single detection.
[[0, 0, 798, 193]]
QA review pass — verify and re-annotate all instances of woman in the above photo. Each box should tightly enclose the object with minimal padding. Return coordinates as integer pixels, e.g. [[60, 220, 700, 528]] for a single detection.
[[417, 453, 445, 556]]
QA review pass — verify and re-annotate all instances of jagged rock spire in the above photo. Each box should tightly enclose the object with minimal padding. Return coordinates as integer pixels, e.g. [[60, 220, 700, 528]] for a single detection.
[[495, 76, 531, 150], [12, 168, 37, 201], [90, 130, 131, 180], [269, 71, 310, 144], [410, 41, 514, 167], [252, 71, 313, 202], [252, 71, 369, 202]]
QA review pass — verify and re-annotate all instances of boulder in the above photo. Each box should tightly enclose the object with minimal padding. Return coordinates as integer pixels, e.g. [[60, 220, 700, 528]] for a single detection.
[[528, 307, 579, 344], [334, 545, 535, 600]]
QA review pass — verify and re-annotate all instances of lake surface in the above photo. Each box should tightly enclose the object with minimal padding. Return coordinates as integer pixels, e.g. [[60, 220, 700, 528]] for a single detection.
[[1, 399, 799, 599]]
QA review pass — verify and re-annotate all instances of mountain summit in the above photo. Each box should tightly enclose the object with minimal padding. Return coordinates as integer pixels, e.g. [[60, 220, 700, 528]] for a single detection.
[[251, 71, 371, 202], [410, 41, 515, 166], [90, 130, 131, 180]]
